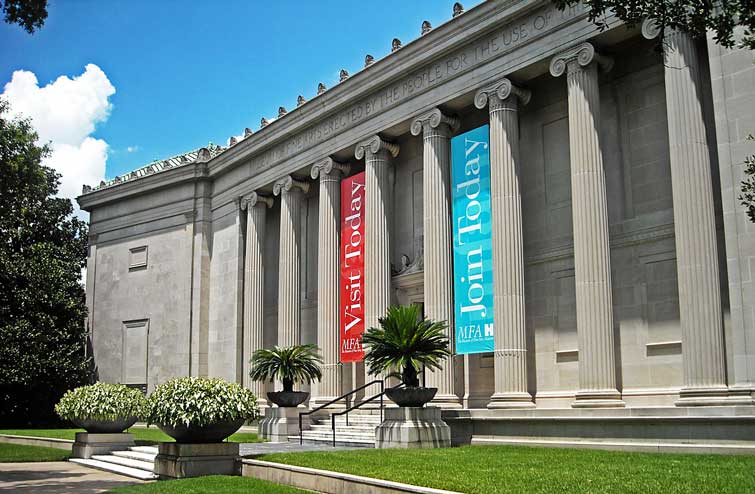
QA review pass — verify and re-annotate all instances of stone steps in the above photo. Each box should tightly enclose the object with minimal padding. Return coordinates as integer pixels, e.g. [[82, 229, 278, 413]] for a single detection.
[[112, 449, 157, 462], [91, 454, 155, 471], [70, 457, 157, 480], [289, 409, 380, 448], [70, 445, 157, 480]]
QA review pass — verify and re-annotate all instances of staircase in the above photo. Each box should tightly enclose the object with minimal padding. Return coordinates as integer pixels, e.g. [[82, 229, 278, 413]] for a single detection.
[[70, 445, 158, 480], [290, 409, 380, 447]]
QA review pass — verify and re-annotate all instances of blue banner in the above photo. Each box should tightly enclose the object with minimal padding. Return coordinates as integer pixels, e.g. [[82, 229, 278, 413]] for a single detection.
[[451, 125, 495, 355]]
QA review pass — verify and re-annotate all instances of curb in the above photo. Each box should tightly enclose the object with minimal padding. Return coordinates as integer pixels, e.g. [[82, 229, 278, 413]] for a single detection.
[[242, 458, 462, 494], [0, 434, 74, 451]]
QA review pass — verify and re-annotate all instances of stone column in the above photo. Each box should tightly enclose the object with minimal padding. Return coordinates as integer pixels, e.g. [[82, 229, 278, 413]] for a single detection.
[[642, 22, 733, 405], [550, 43, 624, 407], [310, 158, 350, 407], [241, 191, 273, 407], [410, 108, 461, 408], [273, 175, 310, 348], [355, 135, 399, 379], [474, 79, 535, 408]]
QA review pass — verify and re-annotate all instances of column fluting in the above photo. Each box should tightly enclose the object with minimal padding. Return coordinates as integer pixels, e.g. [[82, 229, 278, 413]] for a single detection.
[[550, 43, 624, 407], [643, 22, 732, 405], [474, 79, 535, 408], [310, 158, 350, 406], [242, 192, 273, 407], [274, 175, 310, 348], [411, 108, 461, 408], [355, 136, 399, 380]]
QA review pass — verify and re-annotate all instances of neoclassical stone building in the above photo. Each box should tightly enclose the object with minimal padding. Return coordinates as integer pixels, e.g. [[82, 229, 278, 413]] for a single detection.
[[79, 0, 755, 440]]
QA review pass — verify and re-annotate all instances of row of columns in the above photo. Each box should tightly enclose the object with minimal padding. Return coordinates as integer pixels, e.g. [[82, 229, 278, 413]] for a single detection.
[[240, 33, 735, 408]]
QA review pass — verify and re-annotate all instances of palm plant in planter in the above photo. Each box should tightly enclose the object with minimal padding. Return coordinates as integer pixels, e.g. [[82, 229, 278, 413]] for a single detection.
[[363, 304, 451, 407], [249, 344, 323, 407]]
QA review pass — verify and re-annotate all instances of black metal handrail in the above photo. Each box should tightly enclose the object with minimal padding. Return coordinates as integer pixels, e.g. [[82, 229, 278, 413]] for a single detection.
[[299, 379, 384, 445]]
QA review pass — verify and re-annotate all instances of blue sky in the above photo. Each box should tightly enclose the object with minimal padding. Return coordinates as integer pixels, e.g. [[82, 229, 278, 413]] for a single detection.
[[1, 0, 483, 186]]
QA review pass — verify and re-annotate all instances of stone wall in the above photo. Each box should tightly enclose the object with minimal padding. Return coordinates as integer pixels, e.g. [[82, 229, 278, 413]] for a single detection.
[[708, 29, 755, 392]]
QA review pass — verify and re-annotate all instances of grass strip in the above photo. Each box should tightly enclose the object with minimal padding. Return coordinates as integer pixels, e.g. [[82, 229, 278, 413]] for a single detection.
[[107, 474, 310, 493], [0, 442, 71, 462], [260, 444, 755, 494], [0, 427, 262, 445]]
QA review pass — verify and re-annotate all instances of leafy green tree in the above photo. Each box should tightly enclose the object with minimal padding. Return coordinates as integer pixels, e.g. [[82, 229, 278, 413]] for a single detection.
[[0, 99, 91, 426], [552, 0, 755, 49], [1, 0, 48, 34]]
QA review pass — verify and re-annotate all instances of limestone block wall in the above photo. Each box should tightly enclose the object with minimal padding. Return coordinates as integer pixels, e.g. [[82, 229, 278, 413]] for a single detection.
[[708, 29, 755, 392], [207, 203, 244, 382], [90, 225, 193, 392]]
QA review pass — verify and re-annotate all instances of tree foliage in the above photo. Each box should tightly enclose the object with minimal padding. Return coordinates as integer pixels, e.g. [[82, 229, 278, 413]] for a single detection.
[[552, 0, 755, 50], [1, 0, 47, 34], [362, 305, 450, 388], [0, 99, 91, 426], [741, 135, 755, 223]]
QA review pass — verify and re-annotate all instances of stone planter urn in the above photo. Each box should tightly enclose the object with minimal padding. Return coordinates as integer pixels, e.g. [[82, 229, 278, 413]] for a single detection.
[[385, 387, 437, 407], [156, 418, 245, 444], [266, 391, 309, 408], [73, 417, 138, 434]]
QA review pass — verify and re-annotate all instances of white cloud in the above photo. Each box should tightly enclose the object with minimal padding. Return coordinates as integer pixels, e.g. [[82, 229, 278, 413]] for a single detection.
[[2, 64, 116, 218], [126, 145, 140, 153]]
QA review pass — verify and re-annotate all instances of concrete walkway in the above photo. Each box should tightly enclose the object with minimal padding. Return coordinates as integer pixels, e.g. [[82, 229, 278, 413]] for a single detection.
[[0, 461, 144, 493]]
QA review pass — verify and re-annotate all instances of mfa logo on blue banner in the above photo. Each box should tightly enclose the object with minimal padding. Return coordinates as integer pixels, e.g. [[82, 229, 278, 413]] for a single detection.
[[451, 125, 494, 355]]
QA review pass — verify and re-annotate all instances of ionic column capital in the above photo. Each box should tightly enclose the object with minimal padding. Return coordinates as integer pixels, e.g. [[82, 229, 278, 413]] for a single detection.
[[273, 175, 310, 196], [355, 135, 399, 160], [310, 157, 350, 181], [641, 18, 662, 40], [474, 78, 531, 110], [240, 191, 274, 210], [410, 108, 460, 137], [550, 42, 614, 77]]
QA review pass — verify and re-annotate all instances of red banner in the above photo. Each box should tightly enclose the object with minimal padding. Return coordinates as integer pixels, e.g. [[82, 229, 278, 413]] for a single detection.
[[340, 172, 366, 362]]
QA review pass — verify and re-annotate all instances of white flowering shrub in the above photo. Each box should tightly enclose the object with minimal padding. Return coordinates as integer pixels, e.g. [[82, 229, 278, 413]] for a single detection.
[[147, 377, 258, 428], [55, 382, 147, 422]]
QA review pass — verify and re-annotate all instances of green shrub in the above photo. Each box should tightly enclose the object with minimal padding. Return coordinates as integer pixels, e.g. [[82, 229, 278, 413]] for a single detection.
[[55, 382, 147, 422], [147, 377, 258, 428]]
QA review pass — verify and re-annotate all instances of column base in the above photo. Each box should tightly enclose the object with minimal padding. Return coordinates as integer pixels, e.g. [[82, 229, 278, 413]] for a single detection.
[[676, 386, 753, 406], [572, 389, 625, 408], [487, 392, 536, 409], [431, 393, 463, 409]]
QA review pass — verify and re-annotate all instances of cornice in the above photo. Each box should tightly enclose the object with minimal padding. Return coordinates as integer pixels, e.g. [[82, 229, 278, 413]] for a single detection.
[[206, 0, 540, 176], [77, 162, 209, 211]]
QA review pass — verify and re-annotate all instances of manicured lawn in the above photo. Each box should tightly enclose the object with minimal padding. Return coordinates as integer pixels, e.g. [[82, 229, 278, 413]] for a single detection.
[[260, 445, 755, 494], [0, 442, 70, 462], [0, 427, 262, 445], [107, 475, 309, 493]]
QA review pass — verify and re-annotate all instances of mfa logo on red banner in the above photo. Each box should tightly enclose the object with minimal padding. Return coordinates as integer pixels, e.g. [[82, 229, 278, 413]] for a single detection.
[[340, 172, 365, 362]]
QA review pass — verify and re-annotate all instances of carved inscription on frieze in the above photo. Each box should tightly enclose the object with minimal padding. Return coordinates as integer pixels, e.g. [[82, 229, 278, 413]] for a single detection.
[[247, 3, 585, 175]]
